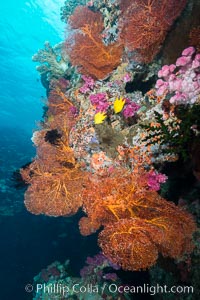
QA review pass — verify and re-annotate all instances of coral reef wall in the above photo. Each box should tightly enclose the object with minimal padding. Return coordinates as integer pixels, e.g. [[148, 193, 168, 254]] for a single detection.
[[22, 0, 200, 291]]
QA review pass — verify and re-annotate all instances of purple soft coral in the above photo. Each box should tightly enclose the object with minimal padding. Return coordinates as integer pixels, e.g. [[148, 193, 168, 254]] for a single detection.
[[79, 75, 95, 93], [147, 170, 167, 191], [122, 98, 140, 118], [69, 105, 78, 117], [89, 93, 109, 112], [80, 253, 120, 279]]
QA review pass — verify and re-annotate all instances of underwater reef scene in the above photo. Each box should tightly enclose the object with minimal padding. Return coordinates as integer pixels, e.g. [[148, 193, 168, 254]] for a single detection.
[[18, 0, 200, 299]]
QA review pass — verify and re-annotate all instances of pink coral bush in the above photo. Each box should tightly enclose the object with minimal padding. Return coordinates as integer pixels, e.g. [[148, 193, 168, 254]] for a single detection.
[[156, 47, 200, 104], [89, 93, 109, 112], [147, 170, 168, 191], [122, 98, 140, 118], [79, 75, 95, 94]]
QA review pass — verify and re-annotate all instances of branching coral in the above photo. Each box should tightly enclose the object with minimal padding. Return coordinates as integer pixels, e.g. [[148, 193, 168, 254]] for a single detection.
[[120, 0, 187, 63], [32, 41, 71, 81], [66, 6, 123, 79]]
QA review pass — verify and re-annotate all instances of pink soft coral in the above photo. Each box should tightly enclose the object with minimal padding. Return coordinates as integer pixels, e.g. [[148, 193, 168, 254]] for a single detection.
[[89, 93, 109, 112], [79, 75, 95, 94], [156, 47, 200, 104], [147, 170, 167, 191], [122, 98, 140, 118]]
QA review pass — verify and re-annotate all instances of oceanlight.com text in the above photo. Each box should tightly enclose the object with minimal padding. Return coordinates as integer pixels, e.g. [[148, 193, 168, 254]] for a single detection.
[[25, 283, 194, 297]]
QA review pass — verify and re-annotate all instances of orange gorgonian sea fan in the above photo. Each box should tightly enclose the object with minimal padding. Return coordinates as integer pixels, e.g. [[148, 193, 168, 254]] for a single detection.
[[98, 211, 196, 271], [119, 0, 187, 62], [21, 144, 88, 217], [189, 26, 200, 53], [19, 70, 89, 217], [79, 166, 196, 270], [65, 6, 123, 79], [23, 165, 86, 217]]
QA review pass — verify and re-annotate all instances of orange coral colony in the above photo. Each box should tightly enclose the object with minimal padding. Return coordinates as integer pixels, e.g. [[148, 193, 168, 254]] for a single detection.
[[23, 0, 198, 273], [66, 6, 123, 79]]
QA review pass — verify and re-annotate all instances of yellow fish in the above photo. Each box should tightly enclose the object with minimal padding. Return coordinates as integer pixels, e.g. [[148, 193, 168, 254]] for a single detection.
[[113, 97, 125, 113], [94, 112, 107, 124]]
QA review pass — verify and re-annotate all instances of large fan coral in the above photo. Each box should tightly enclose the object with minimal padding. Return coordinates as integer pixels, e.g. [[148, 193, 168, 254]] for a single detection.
[[66, 6, 123, 79], [21, 83, 88, 217], [120, 0, 187, 62], [189, 26, 200, 53], [98, 211, 195, 271], [80, 165, 196, 270], [21, 140, 87, 217]]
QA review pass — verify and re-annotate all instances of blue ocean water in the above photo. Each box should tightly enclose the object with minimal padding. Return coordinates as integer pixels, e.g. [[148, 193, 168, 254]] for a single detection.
[[0, 1, 91, 299], [0, 0, 64, 132]]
